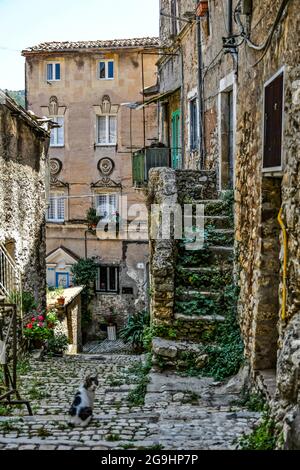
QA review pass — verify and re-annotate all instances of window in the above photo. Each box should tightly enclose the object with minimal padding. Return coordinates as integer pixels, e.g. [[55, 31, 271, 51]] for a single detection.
[[47, 63, 61, 81], [190, 98, 199, 150], [97, 115, 117, 145], [96, 193, 117, 222], [99, 60, 114, 80], [263, 70, 284, 170], [47, 193, 65, 222], [50, 116, 64, 147], [96, 266, 119, 293]]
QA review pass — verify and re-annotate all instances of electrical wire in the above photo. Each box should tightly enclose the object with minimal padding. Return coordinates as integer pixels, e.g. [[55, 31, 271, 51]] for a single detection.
[[235, 0, 291, 51]]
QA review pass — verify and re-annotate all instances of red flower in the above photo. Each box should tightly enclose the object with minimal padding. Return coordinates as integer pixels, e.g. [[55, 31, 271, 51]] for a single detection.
[[38, 322, 43, 327], [38, 315, 44, 321], [31, 317, 36, 322], [27, 323, 33, 329]]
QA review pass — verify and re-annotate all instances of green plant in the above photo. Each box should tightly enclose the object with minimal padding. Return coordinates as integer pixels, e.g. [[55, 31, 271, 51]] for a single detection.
[[47, 333, 69, 356], [8, 290, 37, 314], [236, 389, 267, 412], [86, 207, 100, 228], [47, 286, 64, 299], [127, 354, 152, 406], [37, 427, 52, 438], [120, 311, 150, 351], [71, 258, 98, 287], [238, 412, 276, 450], [106, 433, 120, 442], [71, 258, 98, 334]]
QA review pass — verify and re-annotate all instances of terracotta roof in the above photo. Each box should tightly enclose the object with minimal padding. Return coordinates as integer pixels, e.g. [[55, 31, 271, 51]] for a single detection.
[[22, 37, 160, 54]]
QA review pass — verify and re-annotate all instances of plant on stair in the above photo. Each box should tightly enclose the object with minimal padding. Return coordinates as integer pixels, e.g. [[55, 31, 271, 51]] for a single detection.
[[119, 311, 150, 352], [238, 410, 276, 450]]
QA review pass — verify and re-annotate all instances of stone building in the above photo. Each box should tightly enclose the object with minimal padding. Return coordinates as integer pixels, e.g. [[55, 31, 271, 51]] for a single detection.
[[0, 90, 51, 305], [148, 0, 299, 447], [22, 37, 159, 333]]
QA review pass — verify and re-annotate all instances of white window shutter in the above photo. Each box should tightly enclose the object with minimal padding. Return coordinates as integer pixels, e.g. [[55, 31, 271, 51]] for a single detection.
[[57, 196, 65, 221], [57, 117, 64, 146], [98, 116, 107, 144], [109, 116, 117, 144]]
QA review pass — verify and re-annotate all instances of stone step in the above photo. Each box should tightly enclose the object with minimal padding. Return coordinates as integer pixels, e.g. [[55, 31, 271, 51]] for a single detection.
[[174, 313, 226, 323], [177, 289, 219, 300], [184, 215, 232, 229], [189, 200, 231, 217]]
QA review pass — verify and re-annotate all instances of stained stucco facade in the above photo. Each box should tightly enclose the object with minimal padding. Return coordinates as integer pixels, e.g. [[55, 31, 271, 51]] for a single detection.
[[23, 39, 159, 333]]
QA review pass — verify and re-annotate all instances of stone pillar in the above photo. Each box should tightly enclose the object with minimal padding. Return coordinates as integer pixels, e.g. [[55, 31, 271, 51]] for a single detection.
[[148, 168, 178, 325]]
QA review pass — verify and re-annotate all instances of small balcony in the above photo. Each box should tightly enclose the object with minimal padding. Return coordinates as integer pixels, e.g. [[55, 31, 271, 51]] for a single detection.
[[132, 147, 172, 187]]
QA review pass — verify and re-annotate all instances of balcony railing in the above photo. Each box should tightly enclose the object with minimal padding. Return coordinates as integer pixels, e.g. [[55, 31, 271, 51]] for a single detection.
[[132, 147, 174, 186]]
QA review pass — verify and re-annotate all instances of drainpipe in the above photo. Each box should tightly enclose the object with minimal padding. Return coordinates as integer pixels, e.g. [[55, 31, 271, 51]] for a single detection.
[[228, 0, 233, 36], [84, 230, 88, 259], [278, 207, 288, 321], [197, 16, 205, 169]]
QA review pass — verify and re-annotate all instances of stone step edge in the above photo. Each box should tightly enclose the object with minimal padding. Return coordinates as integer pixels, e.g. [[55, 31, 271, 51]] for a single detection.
[[0, 436, 158, 449], [179, 266, 232, 273], [178, 290, 219, 297], [0, 412, 160, 423], [174, 313, 226, 322]]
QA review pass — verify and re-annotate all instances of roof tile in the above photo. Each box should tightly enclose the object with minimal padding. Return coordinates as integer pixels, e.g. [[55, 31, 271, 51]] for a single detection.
[[23, 37, 160, 54]]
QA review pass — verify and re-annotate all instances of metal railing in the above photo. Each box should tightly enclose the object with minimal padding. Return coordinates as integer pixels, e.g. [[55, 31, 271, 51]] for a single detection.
[[0, 243, 22, 310], [132, 147, 173, 186]]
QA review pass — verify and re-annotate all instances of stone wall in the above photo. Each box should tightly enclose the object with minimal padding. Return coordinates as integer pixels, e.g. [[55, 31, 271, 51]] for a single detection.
[[0, 96, 50, 306], [233, 0, 300, 447]]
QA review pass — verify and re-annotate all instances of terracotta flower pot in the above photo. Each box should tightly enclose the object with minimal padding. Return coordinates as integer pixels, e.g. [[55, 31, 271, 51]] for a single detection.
[[196, 1, 209, 17], [57, 297, 65, 306]]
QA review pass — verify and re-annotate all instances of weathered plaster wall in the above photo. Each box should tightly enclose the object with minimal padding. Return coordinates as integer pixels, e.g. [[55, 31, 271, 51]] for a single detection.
[[234, 0, 300, 446], [0, 104, 49, 305]]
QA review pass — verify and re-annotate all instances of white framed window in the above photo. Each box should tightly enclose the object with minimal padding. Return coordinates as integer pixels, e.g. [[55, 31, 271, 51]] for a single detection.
[[47, 63, 61, 81], [47, 193, 65, 222], [96, 115, 117, 145], [99, 60, 114, 80], [50, 116, 64, 147], [96, 266, 119, 293], [96, 193, 117, 222]]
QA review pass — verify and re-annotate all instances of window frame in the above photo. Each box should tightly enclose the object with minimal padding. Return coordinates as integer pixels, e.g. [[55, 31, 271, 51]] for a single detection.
[[98, 60, 114, 80], [47, 192, 65, 223], [262, 67, 285, 173], [96, 266, 119, 294], [46, 62, 61, 82], [49, 116, 65, 147], [96, 115, 117, 146], [95, 193, 118, 222]]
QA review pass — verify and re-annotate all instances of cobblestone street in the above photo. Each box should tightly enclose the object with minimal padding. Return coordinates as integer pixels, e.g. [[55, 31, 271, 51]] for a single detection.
[[0, 354, 260, 450]]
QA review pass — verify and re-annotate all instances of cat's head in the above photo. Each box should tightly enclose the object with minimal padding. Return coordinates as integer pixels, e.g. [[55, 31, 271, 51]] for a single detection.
[[84, 375, 99, 392]]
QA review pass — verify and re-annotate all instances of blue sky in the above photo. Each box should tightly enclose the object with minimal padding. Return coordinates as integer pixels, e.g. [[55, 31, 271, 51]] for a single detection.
[[0, 0, 159, 90]]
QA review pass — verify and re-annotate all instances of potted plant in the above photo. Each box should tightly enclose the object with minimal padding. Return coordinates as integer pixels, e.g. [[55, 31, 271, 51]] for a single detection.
[[24, 309, 57, 350], [86, 207, 100, 230], [57, 296, 65, 306], [196, 1, 209, 17]]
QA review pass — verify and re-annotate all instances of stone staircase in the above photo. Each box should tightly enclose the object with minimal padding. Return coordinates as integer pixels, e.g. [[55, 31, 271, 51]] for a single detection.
[[152, 191, 236, 371]]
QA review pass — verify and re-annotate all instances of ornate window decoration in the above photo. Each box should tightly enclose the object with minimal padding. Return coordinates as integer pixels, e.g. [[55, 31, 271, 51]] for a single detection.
[[49, 96, 59, 116], [101, 95, 112, 114], [98, 158, 114, 176], [49, 158, 68, 187], [40, 96, 67, 118]]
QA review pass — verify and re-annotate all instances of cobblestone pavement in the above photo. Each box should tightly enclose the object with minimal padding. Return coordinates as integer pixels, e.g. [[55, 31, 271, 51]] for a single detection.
[[83, 339, 133, 354], [0, 354, 260, 450]]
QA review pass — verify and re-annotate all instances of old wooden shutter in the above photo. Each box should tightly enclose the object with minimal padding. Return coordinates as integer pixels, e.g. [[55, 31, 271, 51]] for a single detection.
[[263, 72, 284, 169]]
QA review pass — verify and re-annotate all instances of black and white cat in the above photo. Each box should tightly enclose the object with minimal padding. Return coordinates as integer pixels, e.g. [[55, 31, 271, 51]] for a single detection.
[[68, 375, 99, 427]]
